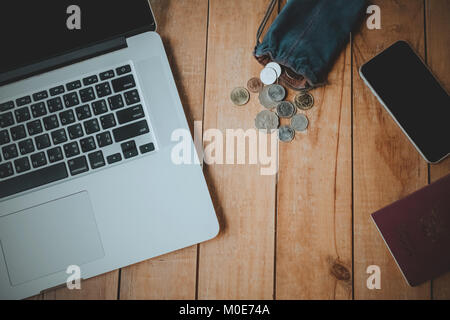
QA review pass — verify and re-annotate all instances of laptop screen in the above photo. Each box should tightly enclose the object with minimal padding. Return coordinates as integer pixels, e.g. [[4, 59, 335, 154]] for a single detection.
[[0, 0, 155, 76]]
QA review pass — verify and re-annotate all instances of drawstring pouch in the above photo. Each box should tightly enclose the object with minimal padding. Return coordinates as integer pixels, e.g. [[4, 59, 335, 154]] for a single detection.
[[254, 0, 367, 90]]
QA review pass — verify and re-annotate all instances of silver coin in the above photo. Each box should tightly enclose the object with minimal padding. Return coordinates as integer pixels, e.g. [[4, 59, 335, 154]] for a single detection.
[[230, 87, 250, 106], [276, 101, 296, 118], [266, 62, 282, 78], [258, 86, 277, 109], [268, 84, 286, 102], [278, 125, 295, 143], [255, 110, 280, 131], [260, 67, 278, 85], [291, 114, 309, 132]]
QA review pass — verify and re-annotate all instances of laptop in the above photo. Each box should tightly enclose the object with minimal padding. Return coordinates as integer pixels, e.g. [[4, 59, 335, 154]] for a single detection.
[[0, 1, 219, 299]]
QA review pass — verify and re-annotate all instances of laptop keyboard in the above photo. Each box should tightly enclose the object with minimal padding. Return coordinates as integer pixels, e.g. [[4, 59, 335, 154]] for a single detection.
[[0, 63, 156, 200]]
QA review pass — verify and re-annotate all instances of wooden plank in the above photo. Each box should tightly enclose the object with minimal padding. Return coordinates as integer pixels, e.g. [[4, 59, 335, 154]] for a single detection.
[[426, 0, 450, 300], [43, 272, 119, 300], [353, 0, 431, 299], [197, 0, 277, 299], [119, 0, 209, 300], [276, 43, 353, 299]]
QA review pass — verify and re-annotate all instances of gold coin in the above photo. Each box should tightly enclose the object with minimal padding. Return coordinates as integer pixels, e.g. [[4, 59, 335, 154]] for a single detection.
[[294, 92, 314, 110], [247, 77, 264, 93], [230, 87, 250, 106]]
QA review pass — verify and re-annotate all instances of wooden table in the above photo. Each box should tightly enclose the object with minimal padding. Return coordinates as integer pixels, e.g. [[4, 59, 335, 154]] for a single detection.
[[37, 0, 450, 300]]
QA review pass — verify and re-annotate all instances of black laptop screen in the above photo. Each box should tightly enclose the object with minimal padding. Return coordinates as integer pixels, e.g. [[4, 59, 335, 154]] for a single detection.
[[0, 0, 155, 75]]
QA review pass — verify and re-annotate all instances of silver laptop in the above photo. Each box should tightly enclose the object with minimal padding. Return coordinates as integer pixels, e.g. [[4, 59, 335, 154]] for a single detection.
[[0, 1, 219, 299]]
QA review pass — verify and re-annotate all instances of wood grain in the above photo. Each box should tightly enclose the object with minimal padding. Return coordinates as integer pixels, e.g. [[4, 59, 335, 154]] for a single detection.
[[43, 272, 118, 300], [119, 0, 209, 300], [197, 0, 277, 299], [276, 44, 353, 300], [353, 0, 430, 299], [426, 0, 450, 300], [28, 0, 450, 300]]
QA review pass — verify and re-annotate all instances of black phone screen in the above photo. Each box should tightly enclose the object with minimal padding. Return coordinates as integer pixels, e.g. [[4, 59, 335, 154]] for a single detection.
[[360, 41, 449, 163]]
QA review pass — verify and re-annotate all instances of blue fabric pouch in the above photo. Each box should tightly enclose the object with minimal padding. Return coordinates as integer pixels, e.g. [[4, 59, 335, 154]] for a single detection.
[[254, 0, 367, 90]]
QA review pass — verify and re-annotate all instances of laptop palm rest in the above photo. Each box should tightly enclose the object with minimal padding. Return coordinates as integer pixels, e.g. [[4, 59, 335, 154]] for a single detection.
[[0, 191, 104, 286]]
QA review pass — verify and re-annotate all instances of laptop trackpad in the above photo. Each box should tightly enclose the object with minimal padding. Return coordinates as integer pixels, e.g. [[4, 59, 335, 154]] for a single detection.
[[0, 191, 104, 286]]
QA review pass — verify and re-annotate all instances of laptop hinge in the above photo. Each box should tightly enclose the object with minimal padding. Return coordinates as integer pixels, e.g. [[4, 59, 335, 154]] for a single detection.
[[0, 37, 127, 87]]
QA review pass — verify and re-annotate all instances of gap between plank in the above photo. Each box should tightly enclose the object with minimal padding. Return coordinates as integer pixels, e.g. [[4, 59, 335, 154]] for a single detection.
[[423, 0, 433, 301], [350, 32, 355, 301], [195, 0, 211, 301]]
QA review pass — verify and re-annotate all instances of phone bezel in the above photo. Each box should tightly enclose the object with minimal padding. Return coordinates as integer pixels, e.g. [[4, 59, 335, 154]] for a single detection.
[[359, 40, 449, 164]]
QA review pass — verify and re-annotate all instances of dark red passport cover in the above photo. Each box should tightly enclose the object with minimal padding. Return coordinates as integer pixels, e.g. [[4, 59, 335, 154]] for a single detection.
[[372, 174, 450, 287]]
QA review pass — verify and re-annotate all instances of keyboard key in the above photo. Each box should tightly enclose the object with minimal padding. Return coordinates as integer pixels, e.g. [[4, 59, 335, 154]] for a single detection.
[[80, 136, 96, 153], [116, 65, 132, 76], [75, 105, 92, 121], [0, 162, 68, 199], [113, 120, 149, 143], [63, 92, 80, 108], [88, 151, 105, 169], [16, 96, 32, 107], [96, 132, 113, 148], [112, 75, 136, 93], [15, 107, 31, 123], [140, 143, 155, 154], [0, 130, 10, 145], [47, 97, 64, 113], [121, 140, 138, 159], [0, 101, 14, 112], [92, 100, 108, 115], [79, 87, 96, 103], [116, 105, 145, 125], [0, 162, 14, 179], [99, 70, 115, 80], [43, 115, 60, 131], [68, 156, 89, 176], [31, 102, 47, 118], [14, 157, 31, 174], [107, 153, 122, 165], [35, 134, 51, 150], [66, 80, 82, 91], [0, 112, 15, 128], [67, 124, 84, 140], [108, 94, 124, 110], [2, 144, 18, 160], [10, 125, 26, 141], [59, 110, 76, 126], [83, 75, 99, 86], [51, 129, 68, 145], [100, 114, 116, 130], [95, 82, 112, 98], [31, 152, 47, 168], [49, 85, 65, 96], [63, 142, 80, 158], [18, 139, 35, 155], [47, 147, 64, 163], [84, 119, 100, 135], [124, 89, 141, 106], [27, 120, 43, 136], [33, 90, 48, 102]]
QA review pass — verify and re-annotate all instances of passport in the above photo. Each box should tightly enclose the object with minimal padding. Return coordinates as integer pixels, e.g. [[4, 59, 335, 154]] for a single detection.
[[372, 174, 450, 287]]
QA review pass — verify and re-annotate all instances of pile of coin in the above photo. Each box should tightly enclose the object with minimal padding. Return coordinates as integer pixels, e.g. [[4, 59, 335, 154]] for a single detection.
[[231, 62, 315, 143]]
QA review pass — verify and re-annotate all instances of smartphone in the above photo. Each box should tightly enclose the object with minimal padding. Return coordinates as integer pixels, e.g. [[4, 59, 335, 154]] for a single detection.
[[359, 41, 450, 164]]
